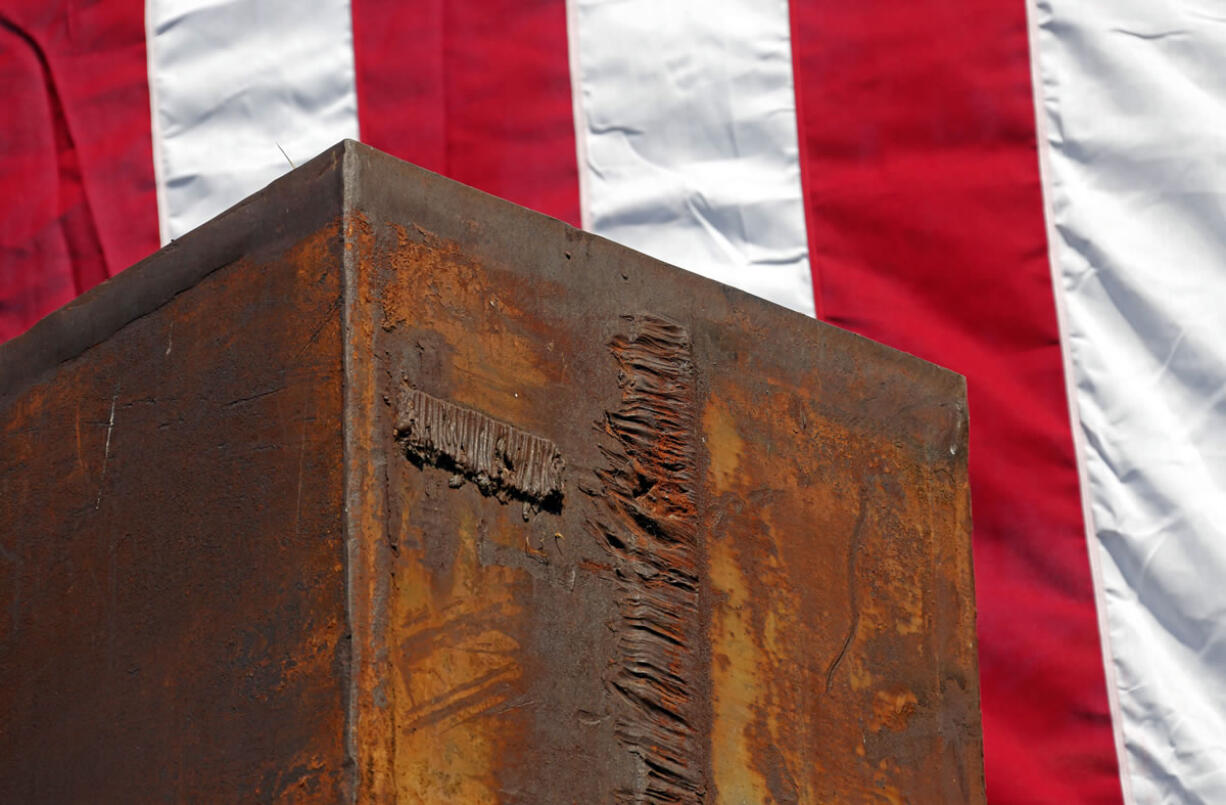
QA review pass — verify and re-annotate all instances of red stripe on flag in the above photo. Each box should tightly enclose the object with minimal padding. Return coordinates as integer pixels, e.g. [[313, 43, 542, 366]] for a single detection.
[[0, 2, 158, 344], [789, 2, 1122, 801], [352, 0, 580, 226]]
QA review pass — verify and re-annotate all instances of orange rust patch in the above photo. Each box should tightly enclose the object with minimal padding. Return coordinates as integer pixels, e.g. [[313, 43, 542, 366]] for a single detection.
[[391, 508, 525, 804], [708, 534, 769, 803], [702, 398, 744, 497], [870, 689, 921, 733], [701, 358, 970, 801], [376, 223, 563, 424]]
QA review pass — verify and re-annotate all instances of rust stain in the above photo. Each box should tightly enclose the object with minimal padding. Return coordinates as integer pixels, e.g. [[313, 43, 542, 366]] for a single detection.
[[378, 223, 556, 423], [391, 507, 524, 804], [706, 411, 822, 801], [707, 379, 935, 802], [343, 213, 397, 802], [869, 689, 920, 733], [587, 314, 705, 804], [704, 399, 743, 497], [707, 539, 768, 804]]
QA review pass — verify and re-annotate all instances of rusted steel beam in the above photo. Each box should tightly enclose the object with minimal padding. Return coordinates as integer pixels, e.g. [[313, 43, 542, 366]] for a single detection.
[[0, 141, 984, 803]]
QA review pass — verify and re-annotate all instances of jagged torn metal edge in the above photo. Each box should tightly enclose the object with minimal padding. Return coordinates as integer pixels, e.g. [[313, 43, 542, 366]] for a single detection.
[[585, 313, 705, 804], [394, 387, 564, 510]]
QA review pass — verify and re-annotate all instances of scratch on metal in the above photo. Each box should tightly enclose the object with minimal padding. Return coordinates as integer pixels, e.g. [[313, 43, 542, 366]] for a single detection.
[[95, 392, 118, 511]]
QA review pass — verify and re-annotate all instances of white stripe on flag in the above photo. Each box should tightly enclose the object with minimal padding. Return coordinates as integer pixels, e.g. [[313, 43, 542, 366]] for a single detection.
[[1031, 1, 1226, 801], [145, 0, 359, 243], [566, 0, 815, 317]]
